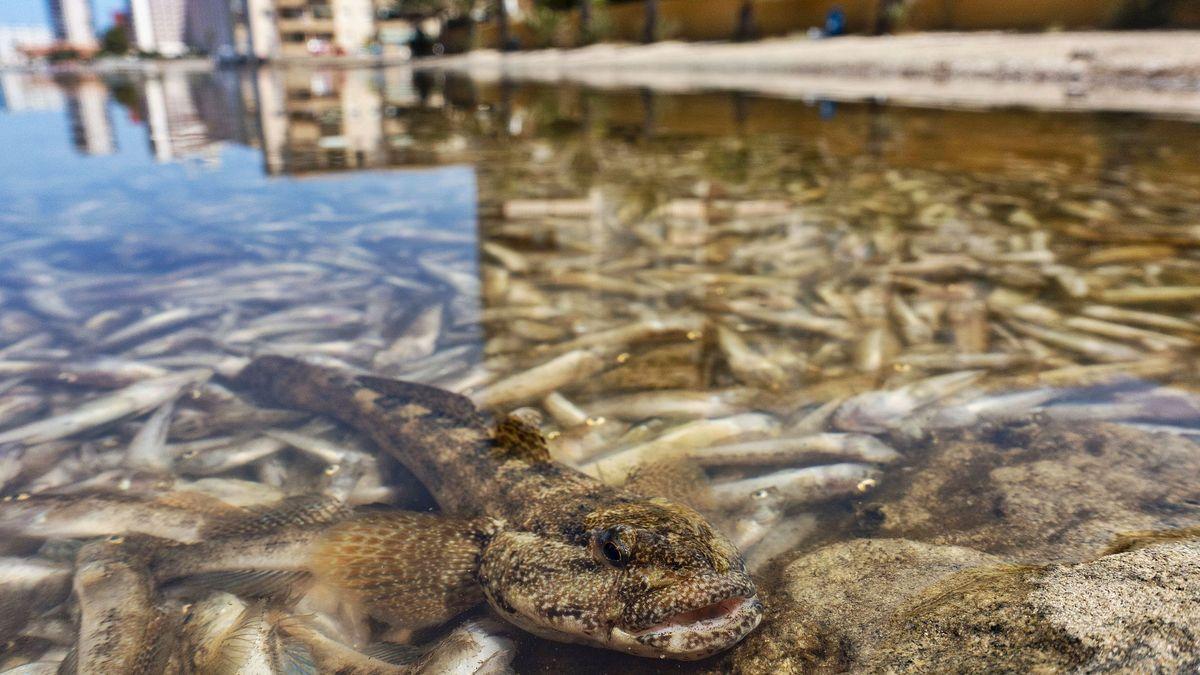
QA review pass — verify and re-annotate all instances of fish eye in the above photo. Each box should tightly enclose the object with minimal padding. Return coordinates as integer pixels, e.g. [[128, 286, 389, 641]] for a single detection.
[[593, 527, 632, 568]]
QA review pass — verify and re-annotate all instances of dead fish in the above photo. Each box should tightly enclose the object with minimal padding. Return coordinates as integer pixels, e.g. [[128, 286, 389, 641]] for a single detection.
[[375, 303, 443, 369], [716, 325, 787, 389], [689, 433, 900, 467], [173, 437, 288, 476], [833, 371, 985, 433], [743, 514, 819, 574], [0, 557, 71, 641], [723, 300, 855, 340], [0, 491, 232, 544], [582, 389, 758, 422], [72, 538, 177, 675], [540, 392, 589, 428], [0, 395, 45, 429], [98, 306, 219, 350], [0, 370, 210, 446], [709, 463, 878, 509], [124, 399, 177, 473], [581, 413, 778, 481], [470, 349, 608, 410]]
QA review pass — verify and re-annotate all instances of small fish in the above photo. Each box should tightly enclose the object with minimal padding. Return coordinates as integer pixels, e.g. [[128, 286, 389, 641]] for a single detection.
[[72, 538, 178, 675], [709, 463, 878, 509], [0, 491, 233, 544], [583, 388, 758, 422], [581, 413, 778, 481], [0, 556, 72, 642], [690, 433, 900, 467], [0, 394, 45, 430], [173, 436, 288, 476], [123, 399, 177, 472], [98, 306, 219, 350], [716, 325, 787, 389], [833, 370, 985, 433], [0, 369, 210, 446], [470, 349, 608, 410]]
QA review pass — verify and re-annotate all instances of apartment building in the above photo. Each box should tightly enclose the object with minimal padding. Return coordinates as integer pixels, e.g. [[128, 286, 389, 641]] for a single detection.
[[129, 0, 233, 57], [46, 0, 98, 49], [239, 0, 416, 60]]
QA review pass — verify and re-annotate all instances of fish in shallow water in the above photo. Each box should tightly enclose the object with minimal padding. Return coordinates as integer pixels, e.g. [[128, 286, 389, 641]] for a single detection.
[[159, 355, 763, 661]]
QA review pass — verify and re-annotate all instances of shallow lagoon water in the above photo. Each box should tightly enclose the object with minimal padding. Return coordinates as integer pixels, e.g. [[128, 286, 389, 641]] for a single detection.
[[0, 67, 1199, 672]]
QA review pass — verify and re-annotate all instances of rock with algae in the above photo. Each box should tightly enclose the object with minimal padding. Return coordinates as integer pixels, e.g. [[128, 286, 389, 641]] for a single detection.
[[857, 418, 1200, 562], [734, 536, 1200, 673]]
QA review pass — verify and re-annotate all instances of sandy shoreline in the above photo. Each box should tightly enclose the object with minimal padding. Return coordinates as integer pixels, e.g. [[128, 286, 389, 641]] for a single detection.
[[418, 31, 1200, 118]]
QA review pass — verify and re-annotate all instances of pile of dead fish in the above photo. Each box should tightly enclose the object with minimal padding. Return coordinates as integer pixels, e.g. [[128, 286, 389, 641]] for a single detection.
[[1, 151, 1199, 670]]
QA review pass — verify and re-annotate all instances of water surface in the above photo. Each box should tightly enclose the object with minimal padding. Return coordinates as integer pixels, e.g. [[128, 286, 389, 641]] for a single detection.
[[1, 66, 1199, 672]]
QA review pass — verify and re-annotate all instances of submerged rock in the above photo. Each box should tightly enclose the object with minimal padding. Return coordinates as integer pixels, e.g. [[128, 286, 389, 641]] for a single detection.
[[736, 537, 1200, 673], [859, 418, 1200, 562]]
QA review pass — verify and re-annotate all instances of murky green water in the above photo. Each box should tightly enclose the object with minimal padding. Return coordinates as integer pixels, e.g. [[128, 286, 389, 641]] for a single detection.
[[0, 66, 1198, 672]]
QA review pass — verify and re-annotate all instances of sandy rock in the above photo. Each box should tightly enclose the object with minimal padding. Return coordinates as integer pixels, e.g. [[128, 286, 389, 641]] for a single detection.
[[733, 538, 1000, 673], [858, 418, 1200, 562], [739, 537, 1200, 673]]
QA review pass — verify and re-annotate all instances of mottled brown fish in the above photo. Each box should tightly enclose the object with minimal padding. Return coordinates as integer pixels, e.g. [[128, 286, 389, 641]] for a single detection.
[[160, 355, 763, 660]]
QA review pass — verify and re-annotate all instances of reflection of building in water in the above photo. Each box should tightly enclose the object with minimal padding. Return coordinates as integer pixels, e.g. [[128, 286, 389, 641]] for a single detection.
[[0, 25, 55, 65], [0, 72, 66, 112], [253, 67, 474, 175], [64, 77, 115, 155], [255, 68, 380, 174], [130, 0, 234, 57], [46, 0, 98, 50], [143, 70, 249, 162]]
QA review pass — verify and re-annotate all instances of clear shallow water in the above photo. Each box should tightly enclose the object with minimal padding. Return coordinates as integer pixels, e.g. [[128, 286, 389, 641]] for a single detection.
[[1, 66, 1199, 672]]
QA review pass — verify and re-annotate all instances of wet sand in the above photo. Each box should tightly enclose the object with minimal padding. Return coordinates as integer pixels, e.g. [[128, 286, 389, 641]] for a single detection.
[[419, 31, 1200, 118]]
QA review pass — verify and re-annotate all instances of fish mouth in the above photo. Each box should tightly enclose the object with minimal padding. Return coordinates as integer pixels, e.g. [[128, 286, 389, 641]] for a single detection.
[[610, 594, 764, 660]]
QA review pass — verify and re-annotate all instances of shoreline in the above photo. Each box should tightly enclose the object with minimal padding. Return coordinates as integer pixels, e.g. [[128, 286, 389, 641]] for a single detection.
[[416, 31, 1200, 119]]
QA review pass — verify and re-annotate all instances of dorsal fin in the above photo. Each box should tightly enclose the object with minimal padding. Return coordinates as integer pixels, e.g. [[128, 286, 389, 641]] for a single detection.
[[202, 494, 351, 539], [492, 415, 551, 463]]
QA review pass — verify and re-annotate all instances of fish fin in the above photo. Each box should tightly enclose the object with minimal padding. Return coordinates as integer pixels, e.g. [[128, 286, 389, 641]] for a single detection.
[[313, 511, 493, 630], [622, 460, 717, 515], [202, 494, 351, 539], [57, 647, 77, 675], [492, 415, 551, 463], [184, 569, 313, 599], [362, 641, 423, 665], [275, 626, 320, 675]]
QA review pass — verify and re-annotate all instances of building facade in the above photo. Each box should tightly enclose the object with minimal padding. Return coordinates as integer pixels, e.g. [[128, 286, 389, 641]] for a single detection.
[[45, 0, 98, 49], [130, 0, 234, 57], [239, 0, 389, 60]]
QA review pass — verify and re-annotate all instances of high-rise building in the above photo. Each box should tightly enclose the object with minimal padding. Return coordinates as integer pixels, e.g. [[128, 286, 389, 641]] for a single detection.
[[129, 0, 233, 57], [239, 0, 377, 60], [46, 0, 98, 49]]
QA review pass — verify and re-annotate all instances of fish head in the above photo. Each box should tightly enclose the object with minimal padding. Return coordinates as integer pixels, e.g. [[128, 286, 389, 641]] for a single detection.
[[478, 497, 762, 660]]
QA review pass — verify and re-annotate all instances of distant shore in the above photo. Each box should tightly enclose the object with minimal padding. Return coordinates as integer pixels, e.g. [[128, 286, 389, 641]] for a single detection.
[[417, 31, 1200, 118]]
